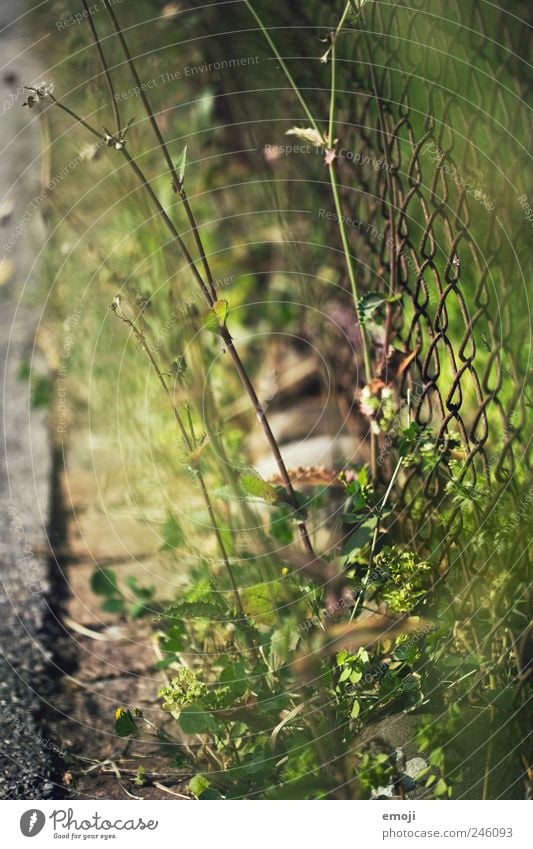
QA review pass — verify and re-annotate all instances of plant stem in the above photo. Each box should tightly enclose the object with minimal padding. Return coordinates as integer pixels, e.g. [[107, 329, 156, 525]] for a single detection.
[[95, 1, 317, 557], [102, 0, 217, 300], [244, 0, 320, 135], [326, 23, 372, 384], [121, 148, 214, 304], [112, 302, 245, 617], [219, 325, 315, 557], [326, 22, 375, 473], [48, 94, 101, 139], [482, 672, 496, 800], [46, 8, 317, 567], [81, 0, 121, 138], [246, 0, 376, 477], [102, 0, 176, 179], [327, 3, 352, 145], [349, 453, 403, 622], [177, 188, 218, 301], [328, 166, 372, 384], [126, 146, 316, 556], [51, 87, 316, 558]]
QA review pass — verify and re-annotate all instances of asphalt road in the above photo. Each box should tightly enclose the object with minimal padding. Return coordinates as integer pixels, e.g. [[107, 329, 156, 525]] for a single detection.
[[0, 0, 63, 799]]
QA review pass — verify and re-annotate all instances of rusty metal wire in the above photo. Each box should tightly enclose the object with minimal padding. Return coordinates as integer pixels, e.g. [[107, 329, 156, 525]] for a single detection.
[[333, 5, 528, 465], [325, 0, 531, 556]]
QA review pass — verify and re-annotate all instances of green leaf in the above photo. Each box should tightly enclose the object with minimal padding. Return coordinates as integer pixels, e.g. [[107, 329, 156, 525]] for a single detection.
[[179, 704, 217, 735], [341, 516, 377, 557], [199, 788, 223, 799], [188, 774, 211, 798], [101, 597, 126, 614], [202, 299, 228, 333], [31, 375, 54, 409], [351, 699, 361, 719], [219, 661, 247, 697], [270, 505, 294, 544], [393, 643, 417, 663], [159, 623, 186, 652], [358, 292, 401, 325], [338, 666, 353, 683], [269, 625, 301, 669], [176, 145, 187, 187], [239, 473, 280, 504], [129, 601, 152, 619], [242, 583, 282, 625], [434, 778, 448, 797], [163, 600, 227, 621], [160, 514, 184, 551], [125, 575, 156, 599], [153, 655, 179, 670], [114, 709, 139, 737], [91, 568, 120, 597]]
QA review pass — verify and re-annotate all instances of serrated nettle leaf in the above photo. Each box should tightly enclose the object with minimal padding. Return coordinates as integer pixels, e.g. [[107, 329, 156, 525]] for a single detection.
[[159, 623, 186, 652], [241, 583, 282, 625], [219, 661, 247, 697], [239, 473, 280, 504], [163, 600, 227, 621], [286, 127, 326, 147]]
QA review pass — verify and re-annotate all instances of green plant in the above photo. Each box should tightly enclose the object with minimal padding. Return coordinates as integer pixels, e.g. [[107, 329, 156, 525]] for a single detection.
[[91, 567, 157, 619], [35, 0, 531, 801]]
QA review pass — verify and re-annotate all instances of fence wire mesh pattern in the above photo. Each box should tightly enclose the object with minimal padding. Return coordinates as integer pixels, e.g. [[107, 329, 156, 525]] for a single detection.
[[314, 0, 532, 553]]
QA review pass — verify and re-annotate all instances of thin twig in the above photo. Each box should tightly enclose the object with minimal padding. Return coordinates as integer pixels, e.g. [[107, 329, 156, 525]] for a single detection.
[[97, 1, 316, 556], [326, 12, 372, 385], [101, 0, 217, 299], [102, 0, 176, 180], [48, 94, 101, 139], [121, 148, 214, 304], [81, 0, 121, 137], [245, 0, 320, 134]]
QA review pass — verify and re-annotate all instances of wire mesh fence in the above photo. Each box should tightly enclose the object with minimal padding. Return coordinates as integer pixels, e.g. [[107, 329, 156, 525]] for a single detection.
[[323, 0, 532, 555]]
